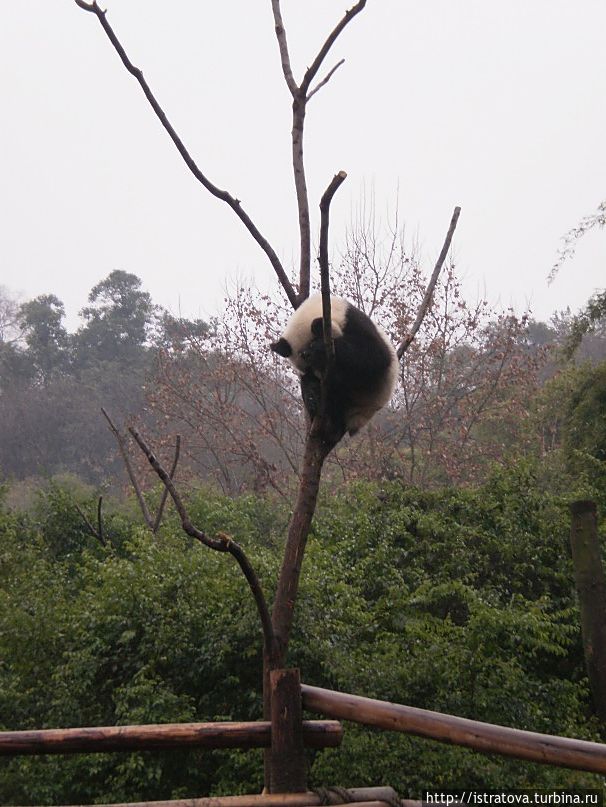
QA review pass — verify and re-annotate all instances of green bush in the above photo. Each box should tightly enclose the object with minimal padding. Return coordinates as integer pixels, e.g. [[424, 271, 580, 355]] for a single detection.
[[0, 469, 604, 801]]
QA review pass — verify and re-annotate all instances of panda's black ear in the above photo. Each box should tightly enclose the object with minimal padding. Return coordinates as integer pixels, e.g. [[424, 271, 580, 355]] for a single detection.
[[270, 337, 292, 357], [310, 317, 324, 337]]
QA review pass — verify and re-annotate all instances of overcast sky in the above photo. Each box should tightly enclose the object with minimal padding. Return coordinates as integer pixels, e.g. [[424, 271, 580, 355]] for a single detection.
[[1, 1, 605, 329]]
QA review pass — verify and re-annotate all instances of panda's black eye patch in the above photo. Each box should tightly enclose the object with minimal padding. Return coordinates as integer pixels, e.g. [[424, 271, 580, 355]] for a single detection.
[[271, 337, 292, 357]]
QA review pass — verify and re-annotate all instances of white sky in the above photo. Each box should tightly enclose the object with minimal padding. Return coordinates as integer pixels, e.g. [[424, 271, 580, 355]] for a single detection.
[[1, 1, 605, 329]]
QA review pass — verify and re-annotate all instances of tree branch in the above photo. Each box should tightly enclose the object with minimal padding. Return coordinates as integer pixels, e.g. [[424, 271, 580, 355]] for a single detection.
[[291, 96, 311, 304], [101, 407, 155, 531], [319, 171, 348, 371], [74, 1, 298, 309], [270, 0, 298, 97], [397, 206, 461, 359], [300, 1, 367, 96], [152, 434, 181, 534], [74, 497, 106, 546], [129, 427, 275, 655], [307, 59, 345, 101]]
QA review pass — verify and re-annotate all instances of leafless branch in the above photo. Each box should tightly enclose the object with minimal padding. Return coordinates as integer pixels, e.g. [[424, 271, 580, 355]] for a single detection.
[[270, 0, 298, 97], [300, 1, 367, 96], [74, 0, 298, 309], [101, 407, 155, 531], [307, 59, 345, 101], [152, 434, 181, 533], [129, 426, 275, 655], [319, 171, 348, 370], [397, 206, 461, 359], [291, 95, 311, 303], [74, 497, 106, 546]]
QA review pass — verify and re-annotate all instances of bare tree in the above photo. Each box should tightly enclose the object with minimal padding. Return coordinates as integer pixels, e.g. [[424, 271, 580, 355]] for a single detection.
[[74, 1, 460, 791]]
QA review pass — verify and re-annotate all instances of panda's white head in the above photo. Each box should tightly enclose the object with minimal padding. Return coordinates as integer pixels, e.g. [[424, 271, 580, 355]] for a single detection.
[[270, 294, 347, 373]]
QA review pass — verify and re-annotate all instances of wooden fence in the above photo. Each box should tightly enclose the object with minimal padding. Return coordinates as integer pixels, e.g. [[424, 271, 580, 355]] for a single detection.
[[3, 676, 606, 805]]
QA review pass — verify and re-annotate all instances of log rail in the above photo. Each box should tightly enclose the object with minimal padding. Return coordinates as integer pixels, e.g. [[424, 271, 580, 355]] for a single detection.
[[301, 683, 606, 775], [0, 719, 341, 756], [1, 787, 399, 807]]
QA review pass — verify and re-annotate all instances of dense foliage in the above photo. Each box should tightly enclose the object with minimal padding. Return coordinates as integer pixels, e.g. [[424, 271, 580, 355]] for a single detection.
[[1, 464, 604, 802]]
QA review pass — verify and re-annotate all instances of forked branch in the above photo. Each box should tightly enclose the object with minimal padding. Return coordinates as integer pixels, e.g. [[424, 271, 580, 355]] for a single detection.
[[74, 496, 106, 547], [129, 426, 275, 655], [102, 407, 154, 530], [102, 408, 180, 534], [270, 0, 367, 302], [152, 435, 181, 533], [74, 0, 298, 309]]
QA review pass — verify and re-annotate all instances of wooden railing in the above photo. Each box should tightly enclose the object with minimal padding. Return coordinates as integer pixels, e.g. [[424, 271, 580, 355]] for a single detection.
[[301, 683, 606, 775], [0, 719, 341, 756], [3, 678, 606, 805]]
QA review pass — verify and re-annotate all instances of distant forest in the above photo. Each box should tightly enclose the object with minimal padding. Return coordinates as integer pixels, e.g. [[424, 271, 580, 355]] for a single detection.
[[0, 271, 207, 486]]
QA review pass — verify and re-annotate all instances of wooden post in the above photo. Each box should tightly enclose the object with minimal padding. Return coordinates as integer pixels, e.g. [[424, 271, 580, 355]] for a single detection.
[[270, 668, 306, 792], [570, 500, 606, 726]]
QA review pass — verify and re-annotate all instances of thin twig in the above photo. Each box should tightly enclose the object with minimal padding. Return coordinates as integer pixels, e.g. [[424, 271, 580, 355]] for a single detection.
[[129, 427, 275, 655], [152, 435, 181, 534], [397, 206, 461, 359], [101, 407, 155, 531], [74, 0, 298, 309], [307, 59, 345, 101]]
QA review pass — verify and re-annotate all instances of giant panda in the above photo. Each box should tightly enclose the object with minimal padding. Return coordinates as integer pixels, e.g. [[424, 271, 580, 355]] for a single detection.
[[270, 293, 398, 438]]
